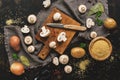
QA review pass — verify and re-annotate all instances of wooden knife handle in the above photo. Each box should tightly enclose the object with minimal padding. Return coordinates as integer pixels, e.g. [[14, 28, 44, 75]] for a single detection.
[[64, 25, 87, 31]]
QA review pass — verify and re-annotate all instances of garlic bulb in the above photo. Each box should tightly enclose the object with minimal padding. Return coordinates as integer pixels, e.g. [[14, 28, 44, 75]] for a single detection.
[[78, 4, 87, 13], [90, 31, 97, 38], [64, 65, 72, 74], [21, 25, 30, 34], [27, 14, 37, 24], [49, 41, 56, 48], [24, 36, 33, 45], [53, 12, 62, 21], [57, 32, 67, 42], [27, 45, 35, 53], [40, 26, 51, 37], [52, 57, 59, 66], [86, 18, 95, 28], [59, 55, 69, 65], [43, 0, 51, 8]]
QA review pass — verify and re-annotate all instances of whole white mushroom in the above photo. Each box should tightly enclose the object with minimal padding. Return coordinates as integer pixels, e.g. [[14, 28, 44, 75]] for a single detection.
[[64, 65, 72, 74], [27, 14, 37, 24], [59, 55, 69, 65], [53, 12, 62, 21]]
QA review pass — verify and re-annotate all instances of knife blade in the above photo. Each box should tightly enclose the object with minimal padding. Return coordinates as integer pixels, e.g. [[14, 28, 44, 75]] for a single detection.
[[46, 23, 87, 31]]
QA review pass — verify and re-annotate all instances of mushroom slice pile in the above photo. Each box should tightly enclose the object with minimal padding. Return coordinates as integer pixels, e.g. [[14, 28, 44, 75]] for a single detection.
[[40, 26, 50, 37], [57, 32, 67, 42]]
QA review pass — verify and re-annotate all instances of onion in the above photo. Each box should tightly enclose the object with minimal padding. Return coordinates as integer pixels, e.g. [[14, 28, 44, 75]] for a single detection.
[[10, 62, 25, 76]]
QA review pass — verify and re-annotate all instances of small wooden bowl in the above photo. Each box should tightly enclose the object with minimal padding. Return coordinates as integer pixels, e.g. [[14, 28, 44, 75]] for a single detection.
[[89, 37, 112, 61]]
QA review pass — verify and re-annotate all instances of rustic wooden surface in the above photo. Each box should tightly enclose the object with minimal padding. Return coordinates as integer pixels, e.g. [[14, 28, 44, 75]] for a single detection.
[[0, 0, 120, 80], [35, 8, 81, 59]]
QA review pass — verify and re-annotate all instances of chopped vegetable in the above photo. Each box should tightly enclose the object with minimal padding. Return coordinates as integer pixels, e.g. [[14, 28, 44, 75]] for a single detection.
[[96, 18, 103, 26], [88, 2, 104, 16], [20, 56, 30, 67], [12, 53, 19, 60], [80, 43, 86, 48]]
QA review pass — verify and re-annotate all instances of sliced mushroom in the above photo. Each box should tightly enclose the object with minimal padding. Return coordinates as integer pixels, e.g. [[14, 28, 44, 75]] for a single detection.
[[90, 31, 97, 38], [43, 0, 51, 8], [27, 14, 37, 24], [21, 25, 30, 34], [40, 26, 50, 37], [86, 18, 95, 28], [53, 12, 62, 21], [49, 41, 56, 49], [57, 32, 67, 42], [78, 4, 87, 13]]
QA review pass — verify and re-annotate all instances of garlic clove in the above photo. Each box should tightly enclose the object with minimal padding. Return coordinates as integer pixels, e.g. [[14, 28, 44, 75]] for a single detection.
[[53, 12, 62, 21], [52, 57, 59, 66], [90, 31, 97, 38], [57, 32, 67, 42], [43, 0, 51, 8], [49, 41, 56, 49], [24, 36, 33, 45], [59, 55, 69, 65], [21, 25, 30, 34], [64, 65, 72, 74], [27, 14, 37, 24], [27, 45, 35, 53], [40, 26, 51, 37], [78, 4, 87, 13]]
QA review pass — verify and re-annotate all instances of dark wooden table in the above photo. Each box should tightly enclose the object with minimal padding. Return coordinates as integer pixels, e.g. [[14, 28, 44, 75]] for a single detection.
[[0, 0, 120, 80]]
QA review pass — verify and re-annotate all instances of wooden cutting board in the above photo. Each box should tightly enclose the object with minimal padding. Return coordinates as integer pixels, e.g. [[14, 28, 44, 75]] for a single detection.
[[35, 8, 81, 60]]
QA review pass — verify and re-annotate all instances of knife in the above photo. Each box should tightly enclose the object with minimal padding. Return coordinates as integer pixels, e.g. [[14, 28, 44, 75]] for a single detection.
[[46, 23, 87, 31]]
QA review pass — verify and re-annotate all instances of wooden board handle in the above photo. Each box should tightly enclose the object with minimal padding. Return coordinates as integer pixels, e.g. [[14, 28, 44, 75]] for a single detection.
[[38, 45, 51, 60]]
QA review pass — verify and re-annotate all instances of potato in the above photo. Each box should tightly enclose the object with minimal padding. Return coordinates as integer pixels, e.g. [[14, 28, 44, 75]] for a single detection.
[[71, 47, 86, 58], [103, 18, 117, 29]]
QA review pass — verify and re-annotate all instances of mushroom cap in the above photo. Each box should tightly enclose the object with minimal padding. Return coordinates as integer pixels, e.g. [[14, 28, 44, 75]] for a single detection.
[[53, 12, 62, 21], [90, 31, 97, 38], [24, 36, 33, 45], [78, 4, 87, 13], [49, 41, 56, 48], [27, 14, 37, 24], [59, 55, 69, 64], [52, 57, 59, 66], [27, 45, 35, 53], [64, 65, 72, 73]]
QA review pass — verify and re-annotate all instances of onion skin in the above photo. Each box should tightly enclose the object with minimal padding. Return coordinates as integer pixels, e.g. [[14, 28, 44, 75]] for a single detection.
[[10, 62, 25, 76], [9, 36, 20, 51]]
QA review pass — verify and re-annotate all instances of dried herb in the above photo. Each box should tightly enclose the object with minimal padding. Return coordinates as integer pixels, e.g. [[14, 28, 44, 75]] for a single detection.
[[80, 43, 86, 48], [88, 2, 104, 16], [20, 56, 30, 67], [96, 18, 103, 26], [12, 53, 19, 60], [95, 11, 102, 18]]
